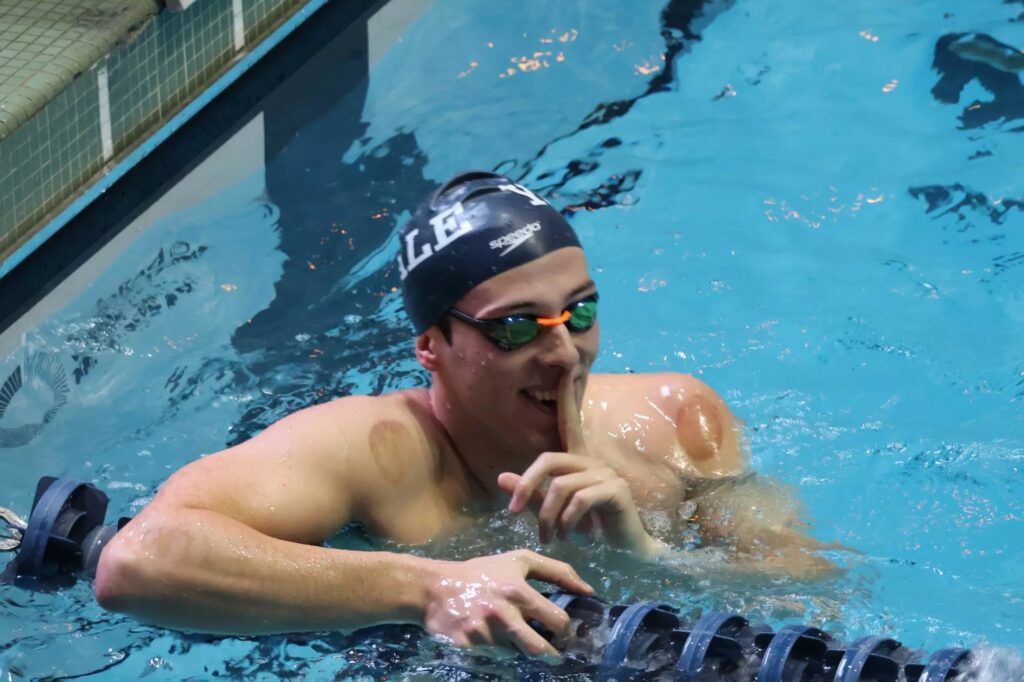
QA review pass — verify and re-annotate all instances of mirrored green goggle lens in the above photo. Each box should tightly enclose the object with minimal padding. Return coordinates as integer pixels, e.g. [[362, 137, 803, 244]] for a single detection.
[[499, 319, 540, 346], [491, 300, 598, 347], [566, 300, 597, 331]]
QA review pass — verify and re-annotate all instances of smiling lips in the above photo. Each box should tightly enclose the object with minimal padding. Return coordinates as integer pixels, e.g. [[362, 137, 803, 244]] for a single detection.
[[524, 388, 557, 403], [522, 388, 558, 416]]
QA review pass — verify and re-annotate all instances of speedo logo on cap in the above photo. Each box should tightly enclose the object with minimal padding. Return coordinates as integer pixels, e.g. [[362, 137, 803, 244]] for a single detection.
[[490, 221, 542, 256]]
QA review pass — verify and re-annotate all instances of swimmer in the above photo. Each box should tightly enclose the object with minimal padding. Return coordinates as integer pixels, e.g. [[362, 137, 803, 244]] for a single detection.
[[94, 172, 831, 656]]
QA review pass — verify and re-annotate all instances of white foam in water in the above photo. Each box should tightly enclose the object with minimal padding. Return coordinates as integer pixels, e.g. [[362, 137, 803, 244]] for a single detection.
[[964, 645, 1024, 681], [570, 615, 611, 661]]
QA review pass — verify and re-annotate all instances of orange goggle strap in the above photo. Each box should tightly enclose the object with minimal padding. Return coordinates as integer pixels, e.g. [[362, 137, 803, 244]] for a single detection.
[[535, 310, 572, 327]]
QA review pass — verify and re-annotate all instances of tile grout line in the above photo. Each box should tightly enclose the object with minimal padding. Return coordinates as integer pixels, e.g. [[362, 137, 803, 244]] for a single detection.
[[1, 0, 331, 280], [232, 0, 246, 52], [96, 63, 113, 161]]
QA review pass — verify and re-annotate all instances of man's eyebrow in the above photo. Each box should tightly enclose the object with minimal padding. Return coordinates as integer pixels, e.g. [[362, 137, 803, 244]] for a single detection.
[[491, 280, 598, 316]]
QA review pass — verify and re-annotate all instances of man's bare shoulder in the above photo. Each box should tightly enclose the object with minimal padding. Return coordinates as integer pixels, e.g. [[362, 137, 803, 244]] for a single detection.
[[152, 390, 441, 537], [288, 389, 430, 435], [295, 389, 443, 485], [585, 372, 747, 479], [317, 389, 474, 542]]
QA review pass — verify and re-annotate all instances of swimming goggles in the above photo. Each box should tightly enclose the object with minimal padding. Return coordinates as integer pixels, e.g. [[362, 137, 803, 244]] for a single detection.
[[448, 294, 598, 351]]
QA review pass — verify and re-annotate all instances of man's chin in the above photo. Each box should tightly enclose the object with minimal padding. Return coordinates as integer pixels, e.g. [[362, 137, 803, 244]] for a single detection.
[[518, 424, 563, 458]]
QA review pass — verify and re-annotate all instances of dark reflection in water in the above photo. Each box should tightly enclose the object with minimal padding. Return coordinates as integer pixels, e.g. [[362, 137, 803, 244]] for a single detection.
[[932, 32, 1024, 131], [514, 0, 735, 187]]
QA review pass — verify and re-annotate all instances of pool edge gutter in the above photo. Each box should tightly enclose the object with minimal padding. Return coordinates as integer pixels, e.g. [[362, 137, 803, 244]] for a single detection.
[[0, 0, 331, 283]]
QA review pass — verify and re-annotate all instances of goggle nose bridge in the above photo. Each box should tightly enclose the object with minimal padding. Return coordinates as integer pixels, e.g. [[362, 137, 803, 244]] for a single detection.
[[535, 310, 572, 327]]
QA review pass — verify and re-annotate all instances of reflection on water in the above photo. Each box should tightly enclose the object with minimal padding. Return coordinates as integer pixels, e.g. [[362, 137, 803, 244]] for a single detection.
[[0, 352, 68, 448]]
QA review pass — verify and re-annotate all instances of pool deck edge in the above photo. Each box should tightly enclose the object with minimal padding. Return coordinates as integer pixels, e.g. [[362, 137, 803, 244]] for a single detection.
[[0, 0, 330, 282]]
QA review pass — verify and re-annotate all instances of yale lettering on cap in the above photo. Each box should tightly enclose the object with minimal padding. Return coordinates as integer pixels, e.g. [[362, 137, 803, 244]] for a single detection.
[[397, 202, 473, 280], [499, 183, 547, 207]]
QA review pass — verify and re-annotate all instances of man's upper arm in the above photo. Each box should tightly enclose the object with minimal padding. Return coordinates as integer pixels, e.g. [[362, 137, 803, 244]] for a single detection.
[[150, 397, 373, 545], [664, 373, 748, 479]]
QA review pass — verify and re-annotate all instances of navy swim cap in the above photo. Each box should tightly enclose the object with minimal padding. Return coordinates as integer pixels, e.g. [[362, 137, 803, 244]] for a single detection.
[[398, 171, 582, 334]]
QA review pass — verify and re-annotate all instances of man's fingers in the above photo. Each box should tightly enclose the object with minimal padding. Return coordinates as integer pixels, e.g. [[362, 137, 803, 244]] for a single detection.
[[561, 481, 620, 533], [537, 470, 604, 542], [513, 550, 593, 595], [515, 591, 573, 645], [511, 452, 589, 513], [557, 370, 585, 454], [497, 472, 520, 497], [501, 619, 559, 657]]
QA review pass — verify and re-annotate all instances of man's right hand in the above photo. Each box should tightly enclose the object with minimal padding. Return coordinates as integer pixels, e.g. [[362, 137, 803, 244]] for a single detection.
[[421, 550, 593, 656]]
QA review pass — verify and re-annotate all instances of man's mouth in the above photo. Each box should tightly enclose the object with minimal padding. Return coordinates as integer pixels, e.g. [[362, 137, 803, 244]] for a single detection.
[[522, 388, 558, 416]]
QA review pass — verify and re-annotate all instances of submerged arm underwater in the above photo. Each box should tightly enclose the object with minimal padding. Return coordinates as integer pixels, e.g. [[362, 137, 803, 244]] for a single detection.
[[612, 372, 842, 579], [680, 473, 843, 580]]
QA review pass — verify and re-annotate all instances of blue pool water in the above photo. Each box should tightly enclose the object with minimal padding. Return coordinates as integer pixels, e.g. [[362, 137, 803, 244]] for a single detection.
[[2, 0, 1024, 678]]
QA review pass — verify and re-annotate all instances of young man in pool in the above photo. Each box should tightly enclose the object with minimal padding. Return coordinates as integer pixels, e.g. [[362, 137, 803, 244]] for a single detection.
[[95, 172, 830, 657]]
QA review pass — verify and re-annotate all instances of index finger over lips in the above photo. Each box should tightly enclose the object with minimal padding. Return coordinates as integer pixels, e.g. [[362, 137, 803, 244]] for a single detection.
[[557, 370, 586, 454]]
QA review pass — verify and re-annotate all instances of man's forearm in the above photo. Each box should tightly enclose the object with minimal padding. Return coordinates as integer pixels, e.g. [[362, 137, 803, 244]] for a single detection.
[[94, 507, 435, 634]]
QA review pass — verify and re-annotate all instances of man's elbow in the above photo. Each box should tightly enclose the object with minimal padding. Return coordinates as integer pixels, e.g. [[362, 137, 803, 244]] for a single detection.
[[93, 531, 149, 613]]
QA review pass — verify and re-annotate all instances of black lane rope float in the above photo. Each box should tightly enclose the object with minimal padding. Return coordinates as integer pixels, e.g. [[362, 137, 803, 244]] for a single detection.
[[524, 593, 972, 681], [0, 477, 974, 681], [0, 477, 127, 590]]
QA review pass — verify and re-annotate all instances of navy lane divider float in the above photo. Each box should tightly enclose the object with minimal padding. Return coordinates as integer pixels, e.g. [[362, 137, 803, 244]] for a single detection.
[[1, 476, 125, 589], [0, 477, 976, 681], [542, 592, 973, 681], [756, 623, 831, 681]]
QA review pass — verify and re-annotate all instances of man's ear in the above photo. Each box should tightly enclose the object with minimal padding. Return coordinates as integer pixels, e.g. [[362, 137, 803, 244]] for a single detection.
[[415, 329, 444, 371]]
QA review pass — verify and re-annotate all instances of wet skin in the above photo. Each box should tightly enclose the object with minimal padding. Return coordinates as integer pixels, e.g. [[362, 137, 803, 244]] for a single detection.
[[95, 247, 825, 655]]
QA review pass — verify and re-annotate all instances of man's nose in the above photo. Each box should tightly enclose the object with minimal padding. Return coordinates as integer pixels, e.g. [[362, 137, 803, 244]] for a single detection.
[[536, 322, 580, 368]]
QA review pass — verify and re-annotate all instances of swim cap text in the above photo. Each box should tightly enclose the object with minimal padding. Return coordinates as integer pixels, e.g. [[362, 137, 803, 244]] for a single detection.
[[397, 202, 473, 280]]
